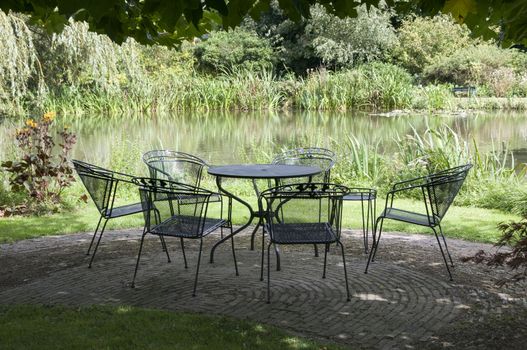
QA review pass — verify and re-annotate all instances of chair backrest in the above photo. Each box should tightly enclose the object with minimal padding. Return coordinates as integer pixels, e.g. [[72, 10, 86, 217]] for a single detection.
[[72, 160, 115, 215], [260, 183, 349, 240], [425, 164, 472, 223], [132, 177, 213, 237], [142, 150, 207, 188], [272, 147, 336, 183]]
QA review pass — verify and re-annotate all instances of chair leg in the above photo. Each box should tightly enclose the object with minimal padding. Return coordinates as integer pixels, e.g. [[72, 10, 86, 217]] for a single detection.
[[266, 241, 272, 304], [230, 227, 239, 276], [131, 230, 147, 288], [365, 217, 383, 274], [322, 243, 329, 278], [371, 217, 384, 262], [337, 240, 351, 302], [159, 236, 171, 263], [432, 227, 453, 281], [274, 243, 281, 271], [313, 244, 319, 257], [438, 224, 454, 267], [88, 218, 109, 268], [361, 199, 367, 254], [260, 225, 265, 281], [180, 238, 188, 269], [86, 215, 103, 255], [192, 239, 204, 297]]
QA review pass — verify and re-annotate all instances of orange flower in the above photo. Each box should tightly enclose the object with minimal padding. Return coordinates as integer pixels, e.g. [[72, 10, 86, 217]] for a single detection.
[[42, 111, 56, 123], [25, 119, 37, 128]]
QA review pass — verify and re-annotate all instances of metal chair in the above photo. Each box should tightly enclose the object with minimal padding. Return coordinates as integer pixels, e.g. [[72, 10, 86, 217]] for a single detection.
[[72, 160, 170, 268], [251, 147, 337, 254], [143, 149, 226, 236], [131, 177, 238, 296], [365, 164, 473, 280], [260, 182, 351, 303]]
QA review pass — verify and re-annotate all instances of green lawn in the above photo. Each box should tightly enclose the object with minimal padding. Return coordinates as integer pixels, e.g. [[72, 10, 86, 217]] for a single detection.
[[0, 197, 519, 244], [0, 304, 344, 350]]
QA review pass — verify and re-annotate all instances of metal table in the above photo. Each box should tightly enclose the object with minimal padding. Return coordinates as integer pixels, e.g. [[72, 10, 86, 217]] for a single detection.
[[207, 164, 321, 266]]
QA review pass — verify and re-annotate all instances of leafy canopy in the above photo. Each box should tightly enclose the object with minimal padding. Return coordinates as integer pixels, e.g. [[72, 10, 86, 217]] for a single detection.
[[1, 0, 527, 46]]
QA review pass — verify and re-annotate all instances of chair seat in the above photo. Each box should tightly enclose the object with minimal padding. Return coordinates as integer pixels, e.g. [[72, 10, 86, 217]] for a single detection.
[[105, 203, 144, 218], [151, 215, 225, 238], [343, 192, 376, 201], [381, 208, 438, 227], [267, 222, 338, 244]]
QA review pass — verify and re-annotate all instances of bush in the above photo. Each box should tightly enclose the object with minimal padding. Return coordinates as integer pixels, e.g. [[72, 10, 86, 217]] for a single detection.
[[193, 28, 276, 74], [305, 4, 396, 68], [392, 14, 473, 75], [245, 2, 397, 74], [423, 44, 527, 97], [1, 112, 76, 214]]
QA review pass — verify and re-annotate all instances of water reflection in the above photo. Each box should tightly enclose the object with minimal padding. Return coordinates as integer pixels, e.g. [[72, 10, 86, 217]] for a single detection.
[[1, 111, 526, 169]]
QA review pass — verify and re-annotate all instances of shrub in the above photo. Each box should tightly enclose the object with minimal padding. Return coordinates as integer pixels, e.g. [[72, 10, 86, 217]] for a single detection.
[[1, 112, 76, 214], [464, 215, 527, 285], [245, 2, 397, 74], [193, 28, 276, 74], [392, 14, 473, 75], [423, 44, 526, 97], [305, 4, 396, 68]]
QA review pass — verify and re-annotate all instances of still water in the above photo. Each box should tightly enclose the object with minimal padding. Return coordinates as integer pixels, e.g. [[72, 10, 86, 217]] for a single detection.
[[1, 111, 526, 172]]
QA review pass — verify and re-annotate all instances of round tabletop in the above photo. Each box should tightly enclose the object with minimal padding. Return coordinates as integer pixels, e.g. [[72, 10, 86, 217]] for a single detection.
[[208, 164, 321, 179]]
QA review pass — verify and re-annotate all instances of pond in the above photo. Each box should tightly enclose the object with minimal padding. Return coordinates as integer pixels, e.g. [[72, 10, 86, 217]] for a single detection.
[[1, 111, 527, 174]]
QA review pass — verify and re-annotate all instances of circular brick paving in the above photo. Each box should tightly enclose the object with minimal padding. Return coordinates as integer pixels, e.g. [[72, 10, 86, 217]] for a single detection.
[[0, 230, 463, 349]]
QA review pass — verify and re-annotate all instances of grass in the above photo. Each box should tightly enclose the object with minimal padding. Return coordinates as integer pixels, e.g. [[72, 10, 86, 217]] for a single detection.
[[0, 197, 518, 244], [0, 304, 344, 350]]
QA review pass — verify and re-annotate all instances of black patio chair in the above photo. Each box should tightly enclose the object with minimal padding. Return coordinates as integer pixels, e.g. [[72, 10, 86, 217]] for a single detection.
[[72, 160, 170, 268], [260, 182, 351, 303], [131, 177, 238, 296], [365, 164, 473, 280], [143, 149, 225, 230], [252, 147, 337, 254]]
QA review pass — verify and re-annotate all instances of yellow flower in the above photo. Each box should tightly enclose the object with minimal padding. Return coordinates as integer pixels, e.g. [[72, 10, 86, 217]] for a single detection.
[[25, 119, 37, 128], [42, 111, 56, 123]]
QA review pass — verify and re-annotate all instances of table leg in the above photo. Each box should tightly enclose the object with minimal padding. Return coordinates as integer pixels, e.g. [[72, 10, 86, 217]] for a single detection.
[[210, 176, 257, 264]]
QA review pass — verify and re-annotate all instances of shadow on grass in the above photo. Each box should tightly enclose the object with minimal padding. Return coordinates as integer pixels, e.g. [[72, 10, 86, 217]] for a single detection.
[[0, 304, 345, 350]]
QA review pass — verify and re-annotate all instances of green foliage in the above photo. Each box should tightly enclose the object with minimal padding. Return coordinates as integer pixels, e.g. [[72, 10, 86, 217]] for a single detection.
[[193, 28, 276, 73], [3, 0, 527, 48], [392, 14, 473, 75], [424, 44, 527, 97], [465, 214, 527, 285], [306, 4, 397, 68], [0, 11, 46, 114], [0, 112, 76, 214], [294, 63, 414, 110], [246, 2, 396, 73]]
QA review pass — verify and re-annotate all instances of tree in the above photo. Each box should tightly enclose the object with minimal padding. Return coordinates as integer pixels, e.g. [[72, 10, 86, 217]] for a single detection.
[[1, 1, 527, 46]]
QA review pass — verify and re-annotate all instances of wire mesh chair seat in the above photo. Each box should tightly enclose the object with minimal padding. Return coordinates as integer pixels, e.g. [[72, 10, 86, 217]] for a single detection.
[[365, 164, 473, 281], [260, 182, 351, 303], [150, 216, 225, 238], [103, 203, 144, 218], [268, 223, 338, 244], [381, 208, 440, 227], [72, 159, 163, 268], [131, 177, 238, 296]]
